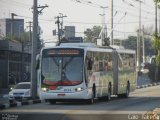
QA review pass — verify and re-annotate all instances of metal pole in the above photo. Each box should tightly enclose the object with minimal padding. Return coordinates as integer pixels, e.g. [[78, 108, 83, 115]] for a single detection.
[[27, 21, 32, 43], [155, 2, 158, 34], [111, 0, 113, 45], [142, 25, 145, 63], [155, 2, 159, 82], [57, 16, 60, 43], [55, 16, 61, 44], [137, 1, 142, 72], [137, 30, 140, 70], [31, 0, 38, 99], [159, 5, 160, 34]]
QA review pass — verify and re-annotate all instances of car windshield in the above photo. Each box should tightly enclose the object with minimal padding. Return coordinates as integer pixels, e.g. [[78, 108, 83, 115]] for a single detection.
[[14, 83, 30, 89]]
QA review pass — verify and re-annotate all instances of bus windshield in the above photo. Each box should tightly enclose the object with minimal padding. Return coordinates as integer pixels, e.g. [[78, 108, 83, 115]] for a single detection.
[[41, 49, 84, 86]]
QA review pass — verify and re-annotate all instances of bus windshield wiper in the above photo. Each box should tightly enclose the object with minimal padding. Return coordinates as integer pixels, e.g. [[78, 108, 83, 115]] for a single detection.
[[62, 57, 74, 70]]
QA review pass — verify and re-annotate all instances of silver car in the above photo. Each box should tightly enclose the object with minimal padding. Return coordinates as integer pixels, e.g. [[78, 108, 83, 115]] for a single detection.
[[9, 82, 31, 103]]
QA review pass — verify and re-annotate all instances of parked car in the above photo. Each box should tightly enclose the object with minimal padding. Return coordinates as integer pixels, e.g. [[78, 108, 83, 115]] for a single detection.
[[9, 82, 31, 103]]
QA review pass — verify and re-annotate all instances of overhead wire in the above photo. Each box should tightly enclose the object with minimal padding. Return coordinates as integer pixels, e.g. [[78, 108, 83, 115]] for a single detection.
[[4, 0, 154, 38], [1, 0, 32, 9]]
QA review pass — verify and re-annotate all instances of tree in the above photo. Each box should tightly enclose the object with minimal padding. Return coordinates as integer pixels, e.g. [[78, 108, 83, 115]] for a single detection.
[[154, 0, 160, 2], [84, 26, 101, 42], [152, 0, 160, 82], [122, 35, 154, 56], [20, 31, 30, 43], [122, 36, 137, 50], [3, 31, 30, 43]]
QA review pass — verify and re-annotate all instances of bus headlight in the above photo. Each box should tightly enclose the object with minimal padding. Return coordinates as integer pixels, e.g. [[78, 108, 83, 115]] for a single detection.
[[75, 87, 83, 92], [41, 87, 48, 92]]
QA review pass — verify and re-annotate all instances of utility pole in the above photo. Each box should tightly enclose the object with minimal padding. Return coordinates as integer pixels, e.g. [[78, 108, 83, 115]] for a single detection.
[[110, 0, 113, 45], [55, 14, 67, 44], [31, 0, 38, 99], [159, 5, 160, 34], [55, 16, 61, 43], [155, 2, 158, 34], [31, 1, 48, 99], [135, 0, 143, 72], [137, 29, 141, 72], [142, 25, 145, 63], [155, 2, 159, 82], [26, 21, 32, 43], [59, 13, 67, 39]]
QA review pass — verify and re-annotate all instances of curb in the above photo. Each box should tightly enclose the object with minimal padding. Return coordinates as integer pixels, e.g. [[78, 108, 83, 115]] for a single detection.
[[136, 82, 160, 89], [0, 99, 44, 110]]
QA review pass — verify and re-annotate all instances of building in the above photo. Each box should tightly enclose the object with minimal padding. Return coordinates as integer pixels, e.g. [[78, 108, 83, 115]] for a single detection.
[[64, 26, 75, 38], [0, 40, 31, 88], [0, 18, 24, 39]]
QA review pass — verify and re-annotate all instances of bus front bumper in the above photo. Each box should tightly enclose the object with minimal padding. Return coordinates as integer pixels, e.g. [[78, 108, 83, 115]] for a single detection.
[[39, 89, 92, 101]]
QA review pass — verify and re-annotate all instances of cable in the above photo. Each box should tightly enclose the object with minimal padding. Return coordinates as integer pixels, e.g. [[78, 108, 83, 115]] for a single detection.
[[122, 0, 155, 15], [1, 0, 32, 8], [71, 0, 109, 9], [17, 14, 155, 26]]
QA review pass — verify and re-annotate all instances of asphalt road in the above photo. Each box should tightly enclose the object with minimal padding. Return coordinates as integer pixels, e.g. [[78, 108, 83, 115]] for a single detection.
[[0, 86, 160, 120]]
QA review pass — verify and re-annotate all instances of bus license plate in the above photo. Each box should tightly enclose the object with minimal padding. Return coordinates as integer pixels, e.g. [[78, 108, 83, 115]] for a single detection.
[[57, 93, 65, 96]]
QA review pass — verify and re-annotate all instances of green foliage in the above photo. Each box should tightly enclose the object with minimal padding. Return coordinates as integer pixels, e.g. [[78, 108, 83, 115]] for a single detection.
[[5, 32, 30, 43], [122, 36, 137, 50], [156, 54, 160, 65], [5, 34, 20, 41], [122, 36, 155, 55], [21, 32, 30, 43], [152, 34, 160, 49], [84, 26, 101, 42], [152, 33, 160, 65], [154, 0, 160, 3]]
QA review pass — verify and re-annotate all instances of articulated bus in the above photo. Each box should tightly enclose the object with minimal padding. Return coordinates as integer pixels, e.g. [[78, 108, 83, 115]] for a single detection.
[[37, 43, 136, 104]]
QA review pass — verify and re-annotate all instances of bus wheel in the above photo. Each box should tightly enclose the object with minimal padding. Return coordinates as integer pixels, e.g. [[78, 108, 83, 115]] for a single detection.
[[48, 99, 56, 104], [118, 82, 130, 98], [87, 86, 96, 104], [124, 83, 130, 98], [87, 96, 94, 104], [107, 85, 111, 101]]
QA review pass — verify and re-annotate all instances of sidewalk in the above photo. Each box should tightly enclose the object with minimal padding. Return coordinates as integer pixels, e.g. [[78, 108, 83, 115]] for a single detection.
[[0, 88, 10, 105]]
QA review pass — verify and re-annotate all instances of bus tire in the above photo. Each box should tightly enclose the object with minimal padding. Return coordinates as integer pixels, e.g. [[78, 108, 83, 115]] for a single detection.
[[48, 99, 56, 104], [107, 84, 111, 101], [87, 85, 96, 104], [118, 82, 130, 98], [124, 82, 130, 98], [87, 96, 94, 104]]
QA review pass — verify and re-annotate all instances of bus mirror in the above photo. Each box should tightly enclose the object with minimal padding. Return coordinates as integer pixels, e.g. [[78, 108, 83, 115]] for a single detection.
[[36, 54, 40, 70]]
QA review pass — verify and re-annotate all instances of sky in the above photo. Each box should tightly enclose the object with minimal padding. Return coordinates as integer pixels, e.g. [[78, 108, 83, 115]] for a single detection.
[[0, 0, 156, 42]]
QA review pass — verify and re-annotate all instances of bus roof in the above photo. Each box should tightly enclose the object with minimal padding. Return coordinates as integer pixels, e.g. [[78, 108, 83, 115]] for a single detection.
[[41, 43, 135, 54]]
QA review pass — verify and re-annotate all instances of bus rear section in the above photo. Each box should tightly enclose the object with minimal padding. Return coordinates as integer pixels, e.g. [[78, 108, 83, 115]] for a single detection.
[[39, 48, 92, 103]]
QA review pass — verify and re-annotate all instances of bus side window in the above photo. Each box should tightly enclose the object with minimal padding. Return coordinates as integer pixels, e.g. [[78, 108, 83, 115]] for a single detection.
[[87, 58, 93, 70]]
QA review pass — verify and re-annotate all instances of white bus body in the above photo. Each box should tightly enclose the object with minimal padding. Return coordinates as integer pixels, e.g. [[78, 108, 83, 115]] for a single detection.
[[37, 43, 136, 104]]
